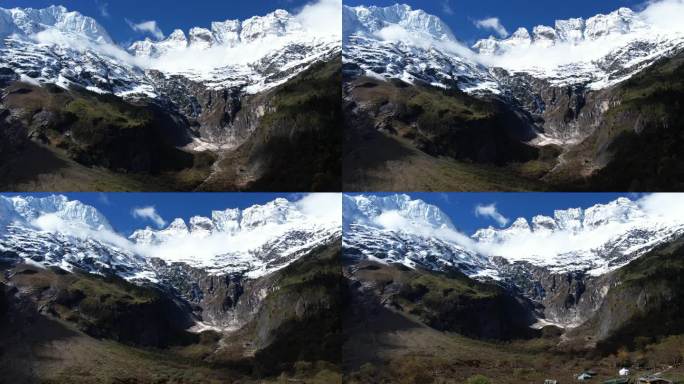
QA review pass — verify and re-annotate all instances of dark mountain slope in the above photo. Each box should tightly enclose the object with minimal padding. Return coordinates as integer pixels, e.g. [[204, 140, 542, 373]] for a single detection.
[[201, 56, 343, 192], [568, 239, 684, 353], [345, 260, 538, 341], [582, 53, 684, 191]]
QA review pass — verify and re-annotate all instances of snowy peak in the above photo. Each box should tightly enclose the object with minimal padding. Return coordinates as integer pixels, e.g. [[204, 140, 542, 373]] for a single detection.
[[0, 195, 111, 231], [343, 194, 495, 278], [344, 194, 455, 230], [473, 6, 649, 55], [240, 198, 304, 229], [344, 194, 684, 279], [0, 5, 112, 43], [582, 197, 644, 229], [584, 7, 645, 40], [129, 9, 306, 58], [1, 195, 341, 282], [130, 198, 311, 246], [343, 4, 456, 41], [240, 9, 303, 42], [475, 197, 646, 242]]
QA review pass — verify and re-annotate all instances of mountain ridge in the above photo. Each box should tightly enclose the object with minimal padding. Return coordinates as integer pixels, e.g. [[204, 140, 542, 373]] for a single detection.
[[343, 193, 684, 280], [0, 194, 341, 281]]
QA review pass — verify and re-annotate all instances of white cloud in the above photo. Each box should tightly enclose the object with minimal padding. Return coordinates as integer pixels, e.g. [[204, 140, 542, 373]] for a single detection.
[[98, 193, 111, 206], [373, 24, 478, 61], [32, 214, 133, 251], [295, 193, 342, 223], [372, 210, 476, 249], [474, 17, 509, 38], [474, 203, 509, 227], [295, 0, 342, 38], [96, 0, 109, 18], [135, 224, 292, 265], [32, 29, 138, 65], [641, 0, 684, 32], [131, 206, 166, 228], [442, 0, 454, 16], [126, 19, 164, 40], [636, 193, 684, 222]]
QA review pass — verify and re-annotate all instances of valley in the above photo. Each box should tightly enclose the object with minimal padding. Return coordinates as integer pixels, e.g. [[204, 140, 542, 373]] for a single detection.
[[342, 193, 684, 383], [0, 4, 342, 192], [342, 4, 684, 192], [0, 194, 343, 383]]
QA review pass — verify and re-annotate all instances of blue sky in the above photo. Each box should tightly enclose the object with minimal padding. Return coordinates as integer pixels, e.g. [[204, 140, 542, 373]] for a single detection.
[[344, 0, 648, 44], [347, 193, 637, 234], [1, 192, 649, 236], [3, 193, 303, 235], [3, 0, 316, 44]]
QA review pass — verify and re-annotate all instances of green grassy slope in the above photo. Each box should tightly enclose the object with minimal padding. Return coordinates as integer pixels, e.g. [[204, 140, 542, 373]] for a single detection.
[[0, 83, 215, 191]]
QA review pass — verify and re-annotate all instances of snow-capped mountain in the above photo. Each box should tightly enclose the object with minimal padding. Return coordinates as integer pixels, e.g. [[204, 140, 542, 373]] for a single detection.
[[129, 198, 340, 277], [0, 4, 340, 98], [0, 195, 341, 282], [473, 6, 684, 89], [0, 5, 112, 43], [343, 194, 684, 279], [343, 4, 499, 93], [343, 3, 684, 92], [343, 194, 498, 278], [342, 4, 454, 41], [129, 10, 306, 57], [127, 8, 340, 93], [0, 195, 149, 279]]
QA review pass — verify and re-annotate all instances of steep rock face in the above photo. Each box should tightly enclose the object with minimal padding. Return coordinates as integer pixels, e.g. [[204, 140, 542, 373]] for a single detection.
[[217, 57, 342, 192], [142, 234, 342, 337], [149, 260, 270, 330], [147, 70, 269, 147], [568, 239, 684, 351], [251, 242, 342, 375], [493, 69, 617, 143], [492, 257, 612, 327], [576, 52, 684, 191], [0, 95, 29, 161]]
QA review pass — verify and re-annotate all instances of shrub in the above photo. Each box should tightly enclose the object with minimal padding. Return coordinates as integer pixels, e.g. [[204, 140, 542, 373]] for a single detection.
[[466, 374, 491, 384]]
